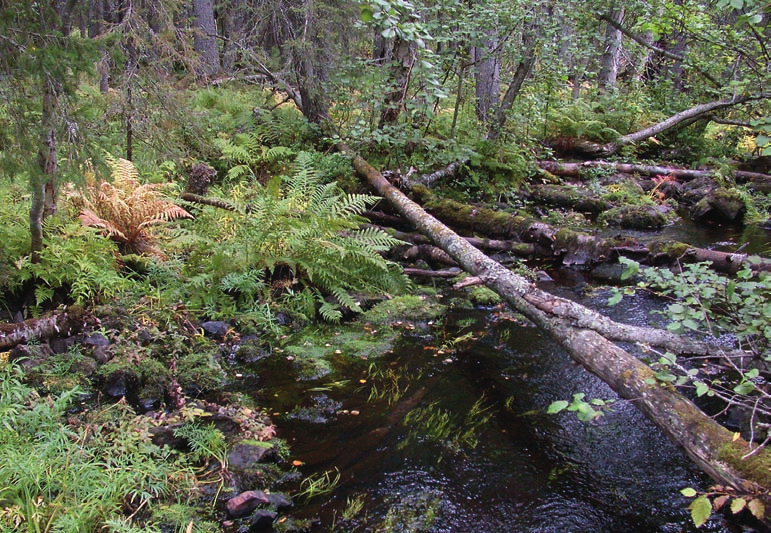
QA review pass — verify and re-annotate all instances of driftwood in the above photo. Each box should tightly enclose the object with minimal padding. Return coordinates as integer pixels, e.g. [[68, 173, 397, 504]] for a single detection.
[[0, 306, 97, 350], [340, 142, 771, 508], [538, 160, 771, 184]]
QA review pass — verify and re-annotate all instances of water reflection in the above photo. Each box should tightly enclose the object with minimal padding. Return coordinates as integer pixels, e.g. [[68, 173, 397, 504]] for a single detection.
[[247, 302, 736, 532]]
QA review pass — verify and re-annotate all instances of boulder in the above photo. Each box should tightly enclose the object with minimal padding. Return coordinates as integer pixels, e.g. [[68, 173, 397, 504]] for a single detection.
[[690, 188, 746, 223]]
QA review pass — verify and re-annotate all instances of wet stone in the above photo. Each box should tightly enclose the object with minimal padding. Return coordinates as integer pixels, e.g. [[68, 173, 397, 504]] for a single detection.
[[201, 321, 230, 339], [266, 492, 293, 509], [227, 489, 270, 518], [248, 509, 277, 531], [228, 442, 275, 470]]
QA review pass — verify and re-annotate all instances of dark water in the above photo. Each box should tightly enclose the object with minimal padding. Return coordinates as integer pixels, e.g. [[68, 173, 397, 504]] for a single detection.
[[243, 301, 733, 532], [236, 218, 771, 532], [600, 213, 771, 256]]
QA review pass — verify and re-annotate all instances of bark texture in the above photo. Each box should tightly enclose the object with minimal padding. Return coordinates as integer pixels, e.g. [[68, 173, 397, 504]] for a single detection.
[[0, 306, 95, 350], [341, 142, 771, 502]]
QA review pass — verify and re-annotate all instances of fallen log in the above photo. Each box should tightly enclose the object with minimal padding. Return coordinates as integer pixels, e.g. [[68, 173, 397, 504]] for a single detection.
[[415, 192, 771, 272], [404, 267, 462, 278], [340, 142, 771, 512], [0, 305, 97, 350], [538, 160, 771, 184]]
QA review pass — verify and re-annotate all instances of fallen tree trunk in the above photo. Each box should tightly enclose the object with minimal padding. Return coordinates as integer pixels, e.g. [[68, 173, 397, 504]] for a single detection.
[[538, 160, 771, 184], [340, 142, 771, 510], [0, 306, 96, 350], [557, 93, 769, 157], [415, 192, 771, 272]]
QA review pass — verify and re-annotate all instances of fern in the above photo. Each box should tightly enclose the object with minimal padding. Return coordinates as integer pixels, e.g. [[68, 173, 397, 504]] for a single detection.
[[184, 151, 409, 323], [75, 155, 192, 256]]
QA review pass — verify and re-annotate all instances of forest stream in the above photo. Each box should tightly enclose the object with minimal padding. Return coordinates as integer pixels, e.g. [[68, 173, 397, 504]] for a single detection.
[[228, 219, 771, 533]]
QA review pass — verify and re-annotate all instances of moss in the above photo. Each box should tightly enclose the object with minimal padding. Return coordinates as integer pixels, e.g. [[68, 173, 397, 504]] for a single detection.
[[648, 240, 691, 259], [718, 442, 771, 489], [361, 294, 447, 324], [468, 285, 502, 306], [598, 205, 668, 229]]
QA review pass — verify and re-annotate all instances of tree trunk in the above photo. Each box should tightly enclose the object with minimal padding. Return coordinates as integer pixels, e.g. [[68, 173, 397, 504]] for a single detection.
[[192, 0, 220, 77], [537, 159, 771, 183], [31, 80, 59, 263], [414, 193, 771, 272], [0, 306, 95, 350], [597, 8, 624, 91], [472, 30, 499, 123], [340, 142, 771, 509], [379, 37, 417, 127]]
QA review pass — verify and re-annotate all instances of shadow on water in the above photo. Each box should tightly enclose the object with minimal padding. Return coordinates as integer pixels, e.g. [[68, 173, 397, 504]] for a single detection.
[[242, 298, 740, 532]]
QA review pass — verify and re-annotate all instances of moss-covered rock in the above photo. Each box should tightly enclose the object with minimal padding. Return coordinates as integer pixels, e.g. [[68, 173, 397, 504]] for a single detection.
[[690, 188, 746, 223], [598, 205, 669, 229]]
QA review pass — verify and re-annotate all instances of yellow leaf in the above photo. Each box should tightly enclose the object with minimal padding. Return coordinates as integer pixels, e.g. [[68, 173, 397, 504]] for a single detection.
[[730, 497, 747, 514], [733, 432, 741, 441]]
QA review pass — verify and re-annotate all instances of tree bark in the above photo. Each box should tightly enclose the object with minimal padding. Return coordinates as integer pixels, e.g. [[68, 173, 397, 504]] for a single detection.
[[340, 142, 771, 508], [192, 0, 220, 77], [0, 306, 95, 350], [473, 30, 499, 124], [379, 37, 417, 127], [597, 8, 624, 91], [31, 79, 59, 263], [487, 31, 537, 140], [415, 193, 771, 272]]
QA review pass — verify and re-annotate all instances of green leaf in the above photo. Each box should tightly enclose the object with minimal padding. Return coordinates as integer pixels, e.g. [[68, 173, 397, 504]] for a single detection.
[[360, 6, 374, 22], [734, 381, 755, 395], [690, 496, 712, 527], [730, 497, 747, 514], [607, 291, 623, 306], [682, 318, 701, 331], [668, 303, 685, 314], [547, 401, 569, 414], [680, 487, 698, 497], [694, 382, 709, 397], [620, 259, 639, 280]]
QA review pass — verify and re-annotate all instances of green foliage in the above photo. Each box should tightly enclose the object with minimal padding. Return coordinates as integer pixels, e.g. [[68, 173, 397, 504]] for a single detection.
[[296, 468, 341, 501], [546, 100, 621, 143], [681, 485, 766, 526], [173, 421, 228, 469], [0, 361, 195, 532], [183, 151, 409, 324], [619, 259, 771, 359], [214, 106, 317, 182], [11, 215, 129, 309], [547, 393, 615, 422]]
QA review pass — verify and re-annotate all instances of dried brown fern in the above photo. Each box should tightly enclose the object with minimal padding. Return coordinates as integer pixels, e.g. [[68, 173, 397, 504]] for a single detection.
[[77, 157, 192, 256]]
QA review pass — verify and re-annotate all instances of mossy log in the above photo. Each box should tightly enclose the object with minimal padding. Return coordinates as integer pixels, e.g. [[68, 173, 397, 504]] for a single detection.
[[340, 142, 771, 509], [414, 193, 771, 272]]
